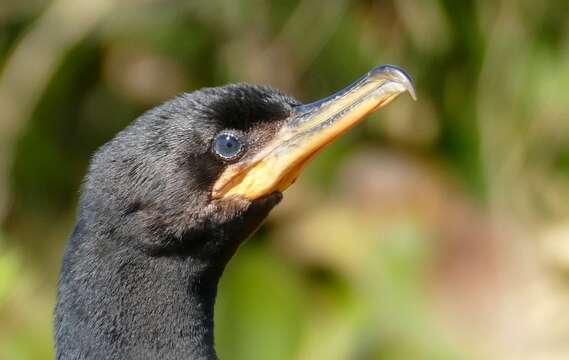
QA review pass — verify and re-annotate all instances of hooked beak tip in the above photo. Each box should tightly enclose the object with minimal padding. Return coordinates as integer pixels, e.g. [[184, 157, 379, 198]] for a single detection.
[[369, 64, 417, 101]]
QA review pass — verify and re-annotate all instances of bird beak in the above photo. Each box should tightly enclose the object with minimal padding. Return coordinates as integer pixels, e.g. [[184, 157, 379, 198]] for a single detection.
[[212, 65, 416, 200]]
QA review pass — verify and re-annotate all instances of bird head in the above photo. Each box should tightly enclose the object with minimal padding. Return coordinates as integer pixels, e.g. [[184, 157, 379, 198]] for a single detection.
[[81, 65, 415, 258]]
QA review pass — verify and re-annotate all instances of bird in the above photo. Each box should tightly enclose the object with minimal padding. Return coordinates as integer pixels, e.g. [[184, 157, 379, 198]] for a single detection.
[[54, 65, 415, 360]]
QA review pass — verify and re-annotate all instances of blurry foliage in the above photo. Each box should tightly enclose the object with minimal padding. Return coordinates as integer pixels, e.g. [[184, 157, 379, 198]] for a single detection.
[[1, 0, 569, 359]]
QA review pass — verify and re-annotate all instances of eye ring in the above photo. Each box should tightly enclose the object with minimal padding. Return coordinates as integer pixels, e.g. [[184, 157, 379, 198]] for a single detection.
[[212, 131, 245, 161]]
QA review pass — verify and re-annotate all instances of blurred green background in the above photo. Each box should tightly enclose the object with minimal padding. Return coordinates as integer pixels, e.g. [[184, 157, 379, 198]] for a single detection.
[[1, 0, 569, 359]]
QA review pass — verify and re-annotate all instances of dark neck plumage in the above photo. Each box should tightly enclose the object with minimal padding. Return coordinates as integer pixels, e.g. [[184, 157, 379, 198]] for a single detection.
[[55, 225, 228, 360], [55, 195, 280, 360]]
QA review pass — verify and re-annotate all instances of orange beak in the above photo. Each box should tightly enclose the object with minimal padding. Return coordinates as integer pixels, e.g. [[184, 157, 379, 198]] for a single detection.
[[212, 65, 416, 200]]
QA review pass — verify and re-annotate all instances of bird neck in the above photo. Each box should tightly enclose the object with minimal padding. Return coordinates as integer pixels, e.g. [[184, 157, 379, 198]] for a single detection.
[[148, 254, 224, 360], [126, 253, 225, 360], [56, 227, 232, 360], [56, 194, 280, 360]]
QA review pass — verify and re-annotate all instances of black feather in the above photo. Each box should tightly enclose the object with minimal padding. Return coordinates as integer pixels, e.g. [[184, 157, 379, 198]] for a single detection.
[[55, 84, 296, 359]]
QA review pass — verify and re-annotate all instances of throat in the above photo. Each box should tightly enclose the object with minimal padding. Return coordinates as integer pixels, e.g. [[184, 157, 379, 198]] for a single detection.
[[56, 193, 280, 360], [179, 265, 221, 360], [114, 254, 225, 359], [56, 245, 227, 360]]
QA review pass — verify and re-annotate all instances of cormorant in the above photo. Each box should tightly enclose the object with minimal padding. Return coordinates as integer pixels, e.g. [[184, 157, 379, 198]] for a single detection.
[[54, 65, 415, 359]]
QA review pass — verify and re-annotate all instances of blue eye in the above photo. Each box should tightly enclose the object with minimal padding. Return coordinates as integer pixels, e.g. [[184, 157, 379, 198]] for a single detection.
[[213, 132, 244, 161]]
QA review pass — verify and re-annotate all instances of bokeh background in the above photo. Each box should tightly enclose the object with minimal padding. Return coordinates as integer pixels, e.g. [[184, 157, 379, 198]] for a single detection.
[[1, 0, 569, 359]]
